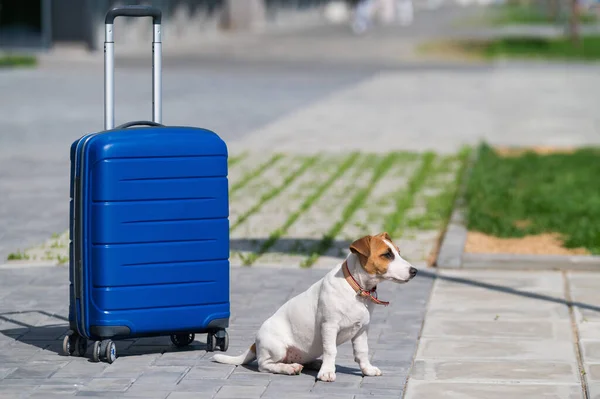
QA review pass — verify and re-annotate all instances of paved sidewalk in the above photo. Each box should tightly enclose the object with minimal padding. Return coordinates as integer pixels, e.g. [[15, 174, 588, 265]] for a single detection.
[[231, 67, 600, 155], [0, 263, 433, 398], [404, 270, 598, 399]]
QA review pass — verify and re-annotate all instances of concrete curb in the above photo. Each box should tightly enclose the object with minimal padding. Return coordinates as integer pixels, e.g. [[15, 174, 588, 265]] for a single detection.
[[435, 145, 600, 272], [435, 144, 478, 269]]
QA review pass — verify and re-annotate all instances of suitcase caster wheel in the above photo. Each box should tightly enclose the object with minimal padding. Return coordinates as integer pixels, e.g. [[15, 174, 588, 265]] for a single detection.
[[170, 333, 195, 348], [217, 331, 229, 352], [92, 341, 101, 363], [206, 333, 216, 352], [62, 332, 77, 356], [75, 336, 88, 357], [105, 340, 116, 364], [95, 340, 116, 364]]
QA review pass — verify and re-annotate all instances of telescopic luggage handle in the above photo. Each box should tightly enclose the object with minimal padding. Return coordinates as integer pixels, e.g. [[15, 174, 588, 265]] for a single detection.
[[104, 5, 163, 130]]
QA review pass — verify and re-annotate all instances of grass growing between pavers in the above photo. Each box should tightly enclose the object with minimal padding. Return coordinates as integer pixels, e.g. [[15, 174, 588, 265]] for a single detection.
[[240, 152, 358, 266], [230, 155, 320, 231], [465, 143, 600, 254], [383, 152, 436, 237], [300, 153, 403, 268], [405, 148, 471, 231], [229, 153, 283, 195], [227, 152, 248, 168], [6, 151, 468, 267]]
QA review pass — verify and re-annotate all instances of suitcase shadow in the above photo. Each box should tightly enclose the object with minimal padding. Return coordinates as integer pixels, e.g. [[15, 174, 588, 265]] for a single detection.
[[0, 310, 209, 359], [0, 310, 70, 354]]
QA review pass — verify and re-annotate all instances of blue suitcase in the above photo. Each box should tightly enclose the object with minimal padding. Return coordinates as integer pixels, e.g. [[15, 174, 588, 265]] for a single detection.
[[62, 6, 230, 364]]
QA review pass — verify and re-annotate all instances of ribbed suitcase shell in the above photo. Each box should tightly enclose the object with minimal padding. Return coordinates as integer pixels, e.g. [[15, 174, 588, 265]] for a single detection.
[[69, 126, 230, 340]]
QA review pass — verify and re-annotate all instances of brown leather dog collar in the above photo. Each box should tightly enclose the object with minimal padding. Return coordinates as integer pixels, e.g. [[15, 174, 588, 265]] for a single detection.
[[342, 261, 389, 306]]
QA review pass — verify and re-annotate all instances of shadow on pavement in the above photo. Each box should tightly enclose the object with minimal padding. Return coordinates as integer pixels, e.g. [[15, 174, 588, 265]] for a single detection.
[[239, 362, 362, 378], [0, 310, 70, 354], [0, 310, 208, 359], [418, 269, 600, 314], [231, 237, 352, 257]]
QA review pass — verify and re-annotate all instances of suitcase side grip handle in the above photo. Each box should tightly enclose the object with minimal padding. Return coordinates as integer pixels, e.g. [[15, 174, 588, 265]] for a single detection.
[[105, 6, 162, 25], [116, 121, 165, 129]]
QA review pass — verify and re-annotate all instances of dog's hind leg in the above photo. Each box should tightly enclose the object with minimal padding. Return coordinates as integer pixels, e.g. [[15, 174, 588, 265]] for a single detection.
[[258, 359, 304, 375], [256, 343, 304, 375]]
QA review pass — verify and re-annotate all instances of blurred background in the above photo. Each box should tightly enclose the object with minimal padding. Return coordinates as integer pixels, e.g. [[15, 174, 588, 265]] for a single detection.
[[0, 0, 599, 264]]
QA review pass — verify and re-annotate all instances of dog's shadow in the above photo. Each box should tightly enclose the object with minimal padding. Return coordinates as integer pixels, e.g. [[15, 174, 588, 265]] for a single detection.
[[238, 362, 362, 379]]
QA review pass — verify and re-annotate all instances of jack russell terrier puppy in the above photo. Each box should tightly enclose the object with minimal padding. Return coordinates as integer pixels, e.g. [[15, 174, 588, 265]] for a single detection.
[[212, 232, 418, 382]]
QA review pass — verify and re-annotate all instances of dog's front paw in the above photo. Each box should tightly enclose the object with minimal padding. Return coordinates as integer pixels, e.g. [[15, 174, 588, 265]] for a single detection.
[[317, 368, 336, 382], [361, 365, 382, 377]]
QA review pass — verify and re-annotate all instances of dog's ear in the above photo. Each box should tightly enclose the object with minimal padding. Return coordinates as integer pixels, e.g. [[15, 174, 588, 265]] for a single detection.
[[375, 232, 392, 242], [350, 235, 372, 258]]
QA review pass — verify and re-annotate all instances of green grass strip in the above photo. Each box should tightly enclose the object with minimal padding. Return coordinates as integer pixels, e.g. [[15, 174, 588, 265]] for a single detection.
[[301, 153, 399, 268], [230, 153, 284, 195], [405, 148, 470, 231], [231, 155, 320, 231], [383, 152, 437, 237], [465, 143, 600, 254], [242, 152, 359, 266], [0, 54, 37, 68]]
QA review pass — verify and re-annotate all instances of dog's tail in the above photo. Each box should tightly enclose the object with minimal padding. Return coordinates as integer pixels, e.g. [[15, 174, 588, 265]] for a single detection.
[[212, 343, 257, 365]]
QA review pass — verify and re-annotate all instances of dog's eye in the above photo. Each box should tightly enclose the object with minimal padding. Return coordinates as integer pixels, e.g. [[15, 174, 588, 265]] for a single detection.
[[381, 250, 394, 260]]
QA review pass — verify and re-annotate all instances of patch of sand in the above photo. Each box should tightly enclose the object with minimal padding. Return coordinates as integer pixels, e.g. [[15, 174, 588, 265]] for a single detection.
[[493, 146, 577, 157], [465, 231, 590, 256]]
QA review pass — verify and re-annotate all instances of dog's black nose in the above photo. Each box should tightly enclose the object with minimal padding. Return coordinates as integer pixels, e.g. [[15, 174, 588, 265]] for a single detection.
[[409, 267, 418, 278]]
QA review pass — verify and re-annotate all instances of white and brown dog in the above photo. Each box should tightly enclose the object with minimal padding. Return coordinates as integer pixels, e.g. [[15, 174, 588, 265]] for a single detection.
[[212, 232, 418, 382]]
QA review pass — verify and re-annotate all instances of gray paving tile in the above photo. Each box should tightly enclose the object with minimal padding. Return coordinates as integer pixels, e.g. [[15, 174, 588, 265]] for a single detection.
[[213, 385, 266, 399], [417, 338, 578, 362], [582, 340, 600, 363], [134, 366, 190, 386], [4, 361, 69, 379], [183, 365, 235, 380], [588, 363, 600, 382], [99, 363, 144, 380], [51, 361, 107, 379], [404, 380, 583, 399], [166, 393, 218, 399], [76, 392, 169, 398], [0, 387, 38, 398], [0, 368, 17, 379], [77, 378, 135, 393], [355, 387, 404, 398], [411, 358, 580, 384], [589, 383, 600, 399]]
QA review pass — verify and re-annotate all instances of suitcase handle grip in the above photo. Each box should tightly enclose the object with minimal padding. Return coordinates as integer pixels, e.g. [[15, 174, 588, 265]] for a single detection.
[[105, 6, 162, 25], [116, 120, 165, 129], [104, 6, 163, 131]]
